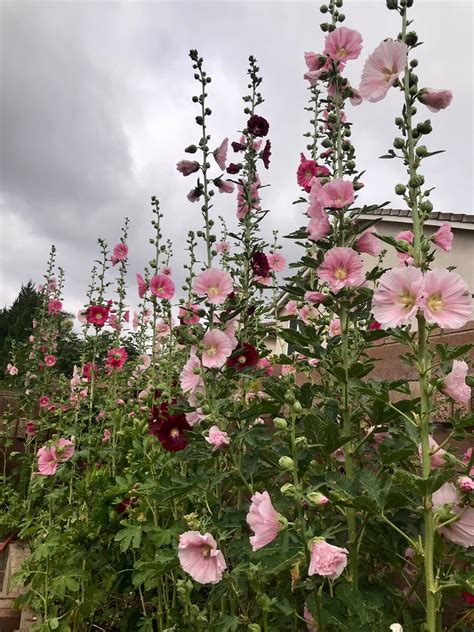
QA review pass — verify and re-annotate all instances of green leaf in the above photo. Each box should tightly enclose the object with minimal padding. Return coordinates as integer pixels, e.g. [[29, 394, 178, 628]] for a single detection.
[[114, 523, 143, 552]]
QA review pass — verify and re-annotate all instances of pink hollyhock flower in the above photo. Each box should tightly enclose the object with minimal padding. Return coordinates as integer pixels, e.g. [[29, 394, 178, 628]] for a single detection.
[[236, 178, 261, 219], [396, 229, 415, 266], [324, 26, 363, 62], [458, 476, 474, 492], [432, 482, 474, 548], [37, 446, 59, 476], [267, 252, 286, 272], [307, 176, 325, 219], [48, 299, 62, 315], [303, 292, 324, 305], [359, 39, 408, 102], [213, 137, 228, 170], [176, 160, 200, 176], [25, 422, 36, 437], [328, 318, 341, 337], [371, 267, 423, 327], [216, 241, 230, 254], [419, 89, 453, 113], [150, 274, 175, 300], [367, 426, 390, 447], [308, 214, 331, 242], [77, 309, 87, 323], [299, 304, 318, 325], [123, 310, 130, 323], [332, 447, 345, 462], [44, 355, 56, 367], [246, 491, 282, 551], [201, 329, 233, 369], [463, 448, 474, 475], [322, 108, 347, 130], [86, 304, 110, 328], [56, 438, 74, 462], [106, 347, 128, 371], [297, 154, 330, 193], [137, 273, 147, 298], [420, 269, 472, 329], [187, 188, 201, 203], [349, 87, 363, 106], [179, 304, 200, 325], [82, 362, 97, 382], [205, 425, 230, 450], [285, 300, 298, 316], [193, 268, 233, 305], [223, 317, 239, 350], [418, 435, 448, 469], [304, 51, 326, 71], [47, 278, 57, 292], [255, 275, 272, 286], [321, 178, 354, 209], [216, 179, 234, 194], [356, 228, 381, 256], [258, 357, 273, 376], [102, 429, 111, 443], [317, 247, 364, 293], [161, 266, 172, 276], [308, 540, 348, 579], [6, 363, 18, 376], [180, 353, 204, 393], [441, 360, 471, 404], [111, 243, 128, 266], [178, 531, 227, 584], [39, 395, 50, 408], [433, 223, 453, 252], [304, 605, 318, 632]]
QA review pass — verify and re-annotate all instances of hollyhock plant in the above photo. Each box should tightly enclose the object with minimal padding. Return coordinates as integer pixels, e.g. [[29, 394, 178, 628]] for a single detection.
[[48, 298, 62, 315], [420, 269, 472, 329], [39, 395, 50, 409], [441, 360, 471, 404], [213, 137, 228, 170], [150, 274, 175, 300], [201, 330, 232, 369], [432, 482, 474, 548], [111, 242, 128, 265], [226, 343, 259, 371], [216, 241, 230, 254], [317, 247, 364, 293], [324, 26, 363, 62], [433, 223, 453, 251], [308, 540, 348, 579], [356, 228, 381, 256], [285, 300, 298, 316], [321, 178, 354, 209], [247, 114, 269, 137], [178, 532, 227, 584], [205, 425, 229, 450], [25, 422, 36, 438], [418, 88, 453, 113], [176, 160, 200, 176], [359, 39, 408, 102], [267, 252, 286, 272], [246, 491, 282, 551], [37, 446, 59, 476], [193, 268, 233, 305], [328, 318, 341, 337], [371, 267, 423, 327], [106, 347, 128, 371], [86, 304, 110, 328]]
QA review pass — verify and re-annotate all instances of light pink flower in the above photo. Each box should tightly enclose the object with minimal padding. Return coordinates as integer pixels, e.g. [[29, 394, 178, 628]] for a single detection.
[[367, 426, 390, 447], [433, 223, 453, 252], [328, 318, 341, 337], [150, 274, 175, 300], [349, 87, 363, 106], [205, 425, 230, 449], [359, 39, 408, 102], [324, 26, 363, 62], [332, 448, 345, 462], [193, 268, 233, 305], [213, 138, 228, 170], [246, 491, 282, 551], [44, 355, 56, 367], [177, 160, 200, 176], [77, 309, 87, 323], [458, 476, 474, 492], [356, 228, 381, 256], [48, 299, 63, 315], [464, 448, 474, 475], [137, 273, 147, 298], [308, 214, 331, 242], [6, 363, 18, 376], [180, 353, 204, 393], [299, 304, 318, 325], [371, 267, 423, 327], [307, 177, 325, 219], [304, 605, 318, 632], [419, 89, 453, 113], [178, 304, 200, 325], [56, 438, 75, 462], [418, 435, 448, 469], [201, 329, 232, 369], [106, 347, 128, 371], [102, 429, 111, 443], [111, 243, 128, 266], [285, 300, 298, 316], [161, 266, 172, 276], [258, 358, 274, 376], [308, 540, 348, 579], [216, 241, 230, 254], [304, 51, 326, 72], [216, 180, 234, 194], [420, 269, 472, 329], [317, 247, 364, 293], [441, 360, 471, 404], [37, 446, 58, 476], [178, 531, 226, 584], [432, 482, 474, 548], [396, 229, 414, 266], [321, 178, 354, 209], [267, 252, 286, 272], [222, 317, 239, 350]]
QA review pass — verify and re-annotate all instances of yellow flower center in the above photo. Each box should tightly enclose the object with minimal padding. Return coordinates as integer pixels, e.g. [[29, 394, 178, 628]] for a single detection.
[[427, 293, 443, 312], [238, 355, 246, 364], [336, 47, 348, 59], [170, 428, 180, 438], [382, 67, 397, 83], [399, 290, 415, 310], [334, 267, 347, 280], [206, 345, 217, 357], [208, 286, 219, 297], [202, 544, 212, 558]]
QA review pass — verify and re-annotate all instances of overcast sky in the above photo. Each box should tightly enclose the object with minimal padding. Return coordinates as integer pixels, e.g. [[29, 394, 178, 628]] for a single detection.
[[1, 0, 472, 315]]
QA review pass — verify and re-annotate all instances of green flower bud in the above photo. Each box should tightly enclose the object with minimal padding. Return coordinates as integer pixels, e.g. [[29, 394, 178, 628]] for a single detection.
[[405, 32, 418, 47], [292, 401, 303, 414], [185, 144, 198, 154], [307, 491, 330, 506], [295, 436, 308, 449], [279, 456, 294, 471], [320, 5, 328, 13], [322, 138, 332, 148], [273, 417, 288, 430], [386, 0, 398, 9], [280, 483, 297, 497], [420, 200, 433, 213], [395, 117, 404, 127], [417, 120, 432, 135], [338, 14, 346, 23], [410, 59, 418, 67], [395, 183, 406, 195], [393, 138, 405, 149], [408, 174, 425, 188], [416, 145, 428, 157], [248, 625, 261, 632], [346, 160, 356, 170], [284, 391, 295, 404]]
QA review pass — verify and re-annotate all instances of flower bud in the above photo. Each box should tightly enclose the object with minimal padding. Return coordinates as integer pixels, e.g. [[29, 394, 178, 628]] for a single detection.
[[279, 456, 294, 471], [408, 174, 424, 188], [417, 120, 432, 135], [393, 138, 405, 149], [405, 32, 418, 46], [386, 0, 398, 9], [307, 491, 330, 506], [395, 183, 406, 195], [273, 417, 288, 430], [247, 625, 261, 632], [185, 144, 198, 154], [395, 117, 404, 127], [295, 436, 308, 449], [420, 200, 433, 213], [415, 145, 428, 157], [320, 5, 328, 13], [284, 391, 295, 404], [280, 483, 297, 497], [292, 401, 303, 414]]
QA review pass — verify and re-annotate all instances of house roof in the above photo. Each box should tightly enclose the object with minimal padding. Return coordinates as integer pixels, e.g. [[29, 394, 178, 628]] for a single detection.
[[356, 208, 474, 225]]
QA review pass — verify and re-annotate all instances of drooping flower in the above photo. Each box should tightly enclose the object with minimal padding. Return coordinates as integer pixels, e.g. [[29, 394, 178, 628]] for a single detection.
[[356, 228, 381, 256], [202, 329, 233, 369], [305, 291, 325, 304], [441, 360, 471, 404], [307, 214, 331, 242], [321, 178, 354, 209], [205, 425, 230, 450], [6, 363, 18, 376], [262, 140, 271, 169], [226, 162, 241, 175], [308, 540, 348, 579], [25, 421, 36, 437], [106, 347, 128, 371], [180, 353, 204, 393], [56, 438, 75, 462], [227, 343, 259, 371], [37, 446, 59, 476], [236, 176, 261, 219], [111, 243, 128, 266], [187, 187, 202, 202], [247, 114, 269, 137], [193, 268, 233, 305], [246, 491, 282, 551], [251, 252, 270, 278], [48, 299, 63, 315], [371, 267, 424, 327], [324, 26, 363, 62], [432, 482, 474, 547], [297, 154, 330, 193], [433, 223, 453, 251], [420, 269, 472, 329], [178, 531, 227, 584], [215, 179, 234, 194], [86, 304, 110, 328], [176, 160, 200, 176], [359, 39, 408, 102], [150, 274, 175, 300], [299, 304, 318, 325], [213, 137, 228, 170], [328, 318, 341, 337], [317, 247, 364, 293], [418, 89, 453, 113], [102, 429, 111, 443], [216, 241, 230, 254], [307, 176, 325, 218], [349, 87, 363, 106]]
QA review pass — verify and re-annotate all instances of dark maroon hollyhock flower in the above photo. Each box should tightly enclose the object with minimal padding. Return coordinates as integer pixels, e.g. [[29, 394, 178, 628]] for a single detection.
[[369, 321, 382, 331], [116, 497, 137, 514], [247, 114, 269, 137], [261, 140, 271, 169], [251, 251, 270, 278], [156, 415, 192, 452], [227, 162, 241, 175], [231, 141, 246, 152], [227, 343, 260, 371], [461, 592, 474, 606]]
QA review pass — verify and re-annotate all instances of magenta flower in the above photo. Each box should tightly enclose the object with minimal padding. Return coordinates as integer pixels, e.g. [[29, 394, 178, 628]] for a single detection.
[[297, 153, 330, 193], [432, 482, 474, 548], [246, 491, 282, 551], [135, 274, 147, 299], [441, 360, 471, 404], [25, 421, 36, 437], [111, 243, 128, 266], [176, 160, 200, 176], [106, 347, 128, 371], [202, 329, 233, 369], [359, 39, 408, 102], [178, 531, 227, 584], [213, 138, 228, 170], [317, 247, 364, 293], [459, 476, 474, 492], [44, 354, 56, 367], [48, 299, 63, 315], [308, 540, 348, 579], [308, 215, 331, 242], [267, 252, 286, 272], [150, 274, 175, 300], [205, 425, 230, 450], [39, 395, 50, 408], [356, 228, 381, 256], [420, 269, 472, 329], [419, 88, 453, 113], [86, 304, 110, 328], [324, 27, 363, 62], [307, 177, 325, 218], [227, 343, 259, 372], [433, 223, 453, 252], [304, 51, 326, 71], [37, 446, 59, 476], [180, 353, 204, 393], [193, 268, 233, 305], [371, 267, 423, 327], [321, 178, 354, 209]]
